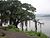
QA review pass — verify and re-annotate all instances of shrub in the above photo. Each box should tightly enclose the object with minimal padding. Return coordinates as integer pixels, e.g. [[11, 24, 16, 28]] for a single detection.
[[5, 25, 20, 32]]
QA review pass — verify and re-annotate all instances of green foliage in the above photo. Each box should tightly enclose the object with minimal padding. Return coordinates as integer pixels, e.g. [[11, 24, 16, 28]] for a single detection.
[[8, 25, 16, 29], [0, 1, 36, 25], [5, 25, 20, 32], [8, 28, 19, 32]]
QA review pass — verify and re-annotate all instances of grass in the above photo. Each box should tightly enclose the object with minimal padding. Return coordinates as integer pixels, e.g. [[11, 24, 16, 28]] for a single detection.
[[4, 25, 22, 32], [25, 31, 48, 38]]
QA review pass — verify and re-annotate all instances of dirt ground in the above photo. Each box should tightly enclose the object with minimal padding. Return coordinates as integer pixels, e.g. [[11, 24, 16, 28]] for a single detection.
[[0, 26, 49, 38], [0, 28, 37, 38]]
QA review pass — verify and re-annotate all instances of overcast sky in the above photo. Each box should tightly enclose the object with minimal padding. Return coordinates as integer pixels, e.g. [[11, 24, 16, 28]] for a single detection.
[[19, 0, 50, 14]]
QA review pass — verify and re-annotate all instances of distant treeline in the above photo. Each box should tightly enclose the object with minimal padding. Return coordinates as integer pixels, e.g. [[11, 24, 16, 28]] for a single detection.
[[36, 14, 50, 17]]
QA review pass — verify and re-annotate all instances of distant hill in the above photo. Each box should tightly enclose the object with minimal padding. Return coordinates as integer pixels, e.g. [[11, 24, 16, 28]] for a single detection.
[[42, 15, 50, 17], [36, 14, 50, 17]]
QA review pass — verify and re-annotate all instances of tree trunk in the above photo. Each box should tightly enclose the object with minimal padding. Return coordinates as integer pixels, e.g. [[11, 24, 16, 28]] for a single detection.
[[13, 19, 20, 28], [15, 20, 20, 28], [35, 21, 37, 32], [25, 21, 27, 31], [10, 18, 12, 25]]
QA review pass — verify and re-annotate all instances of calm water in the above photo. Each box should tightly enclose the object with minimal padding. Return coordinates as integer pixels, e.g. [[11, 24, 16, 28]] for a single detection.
[[18, 16, 50, 37], [36, 17, 50, 36]]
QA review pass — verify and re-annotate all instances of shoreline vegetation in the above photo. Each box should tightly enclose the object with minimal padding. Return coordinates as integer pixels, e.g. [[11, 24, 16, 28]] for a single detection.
[[0, 25, 48, 38]]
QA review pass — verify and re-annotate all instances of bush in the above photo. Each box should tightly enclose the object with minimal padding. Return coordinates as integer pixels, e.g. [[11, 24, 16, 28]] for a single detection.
[[36, 32, 41, 36], [6, 25, 20, 32]]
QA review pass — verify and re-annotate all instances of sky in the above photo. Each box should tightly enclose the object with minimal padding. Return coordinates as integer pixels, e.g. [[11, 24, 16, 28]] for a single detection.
[[19, 0, 50, 14]]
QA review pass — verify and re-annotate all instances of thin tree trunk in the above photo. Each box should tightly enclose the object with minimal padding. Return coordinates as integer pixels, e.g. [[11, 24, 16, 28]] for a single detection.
[[10, 18, 12, 25], [25, 21, 27, 31], [15, 20, 19, 28], [35, 21, 37, 32]]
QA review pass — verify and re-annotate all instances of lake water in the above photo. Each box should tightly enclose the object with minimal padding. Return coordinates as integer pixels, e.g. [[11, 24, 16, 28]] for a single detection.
[[18, 16, 50, 37], [36, 17, 50, 37]]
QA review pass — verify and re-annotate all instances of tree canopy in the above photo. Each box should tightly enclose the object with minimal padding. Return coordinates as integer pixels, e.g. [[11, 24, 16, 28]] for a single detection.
[[0, 0, 36, 27]]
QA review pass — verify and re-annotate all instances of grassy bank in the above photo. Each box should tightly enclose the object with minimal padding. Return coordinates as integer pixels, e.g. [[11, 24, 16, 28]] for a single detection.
[[1, 25, 48, 38], [25, 31, 48, 38]]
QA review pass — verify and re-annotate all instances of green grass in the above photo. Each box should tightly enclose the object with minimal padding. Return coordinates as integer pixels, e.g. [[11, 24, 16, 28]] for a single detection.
[[25, 31, 48, 38], [4, 25, 22, 32]]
